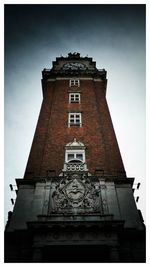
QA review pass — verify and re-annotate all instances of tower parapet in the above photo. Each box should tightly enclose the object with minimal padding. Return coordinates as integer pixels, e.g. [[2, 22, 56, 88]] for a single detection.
[[42, 52, 107, 79]]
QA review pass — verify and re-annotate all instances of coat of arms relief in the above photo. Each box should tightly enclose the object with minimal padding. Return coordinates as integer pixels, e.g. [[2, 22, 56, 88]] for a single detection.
[[51, 174, 102, 214]]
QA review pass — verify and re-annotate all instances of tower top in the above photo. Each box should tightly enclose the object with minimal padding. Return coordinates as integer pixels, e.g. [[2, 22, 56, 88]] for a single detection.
[[42, 52, 107, 80]]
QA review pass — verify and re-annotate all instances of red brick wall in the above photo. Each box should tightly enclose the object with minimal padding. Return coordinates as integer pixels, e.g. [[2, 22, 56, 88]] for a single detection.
[[24, 78, 126, 178]]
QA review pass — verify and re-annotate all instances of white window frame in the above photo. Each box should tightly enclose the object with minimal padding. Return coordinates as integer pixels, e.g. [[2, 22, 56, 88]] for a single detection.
[[62, 140, 88, 172], [68, 112, 82, 127], [69, 93, 80, 103], [65, 150, 85, 163], [69, 79, 80, 87]]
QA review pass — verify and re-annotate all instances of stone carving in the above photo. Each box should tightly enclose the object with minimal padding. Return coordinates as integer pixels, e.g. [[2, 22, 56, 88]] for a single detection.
[[68, 52, 80, 58], [51, 174, 101, 214], [65, 178, 85, 207], [64, 162, 86, 172]]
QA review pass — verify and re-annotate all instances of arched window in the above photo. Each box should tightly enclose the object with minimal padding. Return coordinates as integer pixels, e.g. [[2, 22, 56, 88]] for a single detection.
[[63, 138, 88, 172]]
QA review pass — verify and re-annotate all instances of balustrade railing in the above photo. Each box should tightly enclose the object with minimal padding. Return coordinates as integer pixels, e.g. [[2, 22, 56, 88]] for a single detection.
[[63, 162, 88, 172]]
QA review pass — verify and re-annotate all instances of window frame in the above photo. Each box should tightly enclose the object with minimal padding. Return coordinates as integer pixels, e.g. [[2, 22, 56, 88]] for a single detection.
[[68, 112, 82, 127], [69, 79, 80, 87], [69, 93, 81, 103], [65, 150, 85, 163]]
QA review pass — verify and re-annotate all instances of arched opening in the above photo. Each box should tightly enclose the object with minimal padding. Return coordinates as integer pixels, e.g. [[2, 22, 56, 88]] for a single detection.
[[62, 138, 88, 172]]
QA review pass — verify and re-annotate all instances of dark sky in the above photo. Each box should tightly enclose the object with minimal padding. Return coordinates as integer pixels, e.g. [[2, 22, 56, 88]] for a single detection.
[[4, 4, 146, 223], [5, 4, 145, 69]]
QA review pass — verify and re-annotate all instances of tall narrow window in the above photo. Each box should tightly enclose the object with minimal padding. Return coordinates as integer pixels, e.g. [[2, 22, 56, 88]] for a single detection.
[[68, 113, 82, 127], [69, 93, 80, 103], [69, 79, 80, 87]]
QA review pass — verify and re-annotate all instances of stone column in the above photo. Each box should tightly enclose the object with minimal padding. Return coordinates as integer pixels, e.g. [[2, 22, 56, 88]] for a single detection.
[[42, 180, 51, 215], [99, 179, 109, 214]]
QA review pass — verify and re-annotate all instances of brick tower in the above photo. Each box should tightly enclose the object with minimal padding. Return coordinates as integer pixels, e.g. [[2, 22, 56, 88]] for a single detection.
[[5, 53, 145, 262]]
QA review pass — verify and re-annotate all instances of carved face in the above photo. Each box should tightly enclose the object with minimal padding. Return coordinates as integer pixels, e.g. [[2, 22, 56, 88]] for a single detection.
[[65, 178, 85, 202]]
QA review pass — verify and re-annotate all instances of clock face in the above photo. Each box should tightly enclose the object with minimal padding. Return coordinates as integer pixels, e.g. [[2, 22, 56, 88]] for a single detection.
[[62, 62, 87, 70]]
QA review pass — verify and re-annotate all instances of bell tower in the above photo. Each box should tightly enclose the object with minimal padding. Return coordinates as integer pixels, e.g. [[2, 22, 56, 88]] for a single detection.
[[5, 53, 145, 262]]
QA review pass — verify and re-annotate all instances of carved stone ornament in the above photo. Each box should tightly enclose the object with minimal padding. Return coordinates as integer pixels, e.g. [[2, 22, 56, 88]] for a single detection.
[[51, 174, 101, 214]]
